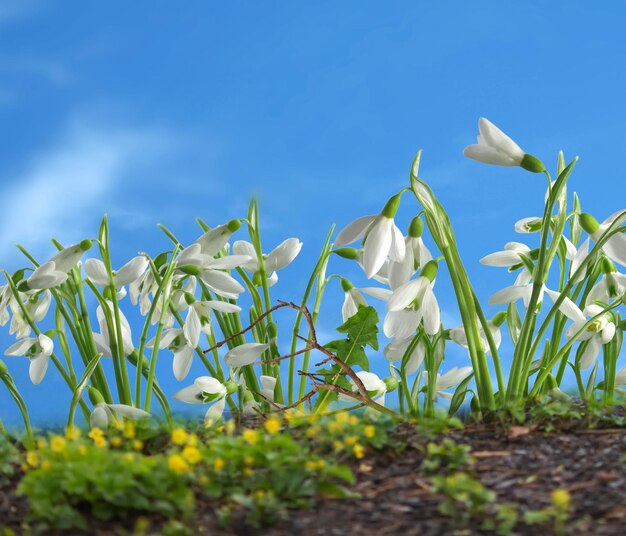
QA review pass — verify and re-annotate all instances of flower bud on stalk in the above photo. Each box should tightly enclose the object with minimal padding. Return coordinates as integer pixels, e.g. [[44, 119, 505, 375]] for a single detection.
[[420, 260, 438, 282], [408, 216, 424, 238], [491, 311, 507, 327], [0, 359, 8, 376], [332, 247, 359, 260], [88, 387, 105, 406], [382, 377, 400, 392]]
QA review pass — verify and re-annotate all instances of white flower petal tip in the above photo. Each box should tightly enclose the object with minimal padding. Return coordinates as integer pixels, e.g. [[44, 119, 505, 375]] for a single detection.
[[463, 117, 525, 167]]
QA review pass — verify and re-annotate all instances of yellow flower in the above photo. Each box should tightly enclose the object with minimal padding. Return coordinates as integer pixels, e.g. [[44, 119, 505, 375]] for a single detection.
[[187, 433, 199, 447], [335, 412, 350, 424], [78, 445, 88, 456], [111, 437, 123, 448], [242, 429, 258, 445], [344, 436, 358, 446], [36, 438, 47, 450], [88, 427, 105, 442], [306, 460, 326, 471], [124, 453, 135, 463], [243, 468, 254, 477], [40, 461, 51, 470], [353, 444, 365, 459], [50, 435, 66, 453], [327, 422, 341, 434], [93, 436, 107, 448], [133, 440, 144, 452], [364, 425, 375, 439], [123, 421, 136, 439], [333, 440, 344, 451], [305, 425, 321, 438], [551, 488, 571, 510], [198, 475, 209, 486], [171, 427, 188, 446], [182, 446, 202, 465], [65, 426, 81, 441], [349, 415, 359, 426], [264, 417, 281, 435], [168, 454, 190, 474], [213, 457, 225, 472], [244, 455, 255, 466], [26, 451, 39, 468], [225, 420, 236, 436]]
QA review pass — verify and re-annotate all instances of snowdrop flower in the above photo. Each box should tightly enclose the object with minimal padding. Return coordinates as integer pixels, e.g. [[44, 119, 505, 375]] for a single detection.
[[173, 376, 236, 425], [85, 256, 149, 289], [92, 303, 134, 357], [259, 375, 277, 402], [6, 291, 52, 339], [175, 244, 250, 299], [181, 294, 241, 349], [224, 342, 270, 368], [335, 193, 406, 279], [463, 118, 545, 172], [514, 217, 544, 234], [194, 220, 241, 257], [386, 261, 441, 336], [147, 327, 195, 380], [387, 216, 433, 290], [338, 278, 391, 322], [488, 267, 548, 310], [449, 312, 505, 355], [0, 285, 10, 327], [579, 211, 626, 267], [480, 242, 531, 268], [233, 238, 302, 286], [423, 367, 473, 400], [384, 336, 426, 375], [129, 268, 157, 316], [48, 240, 92, 272], [90, 402, 150, 429], [585, 258, 626, 306], [545, 289, 616, 369], [22, 261, 68, 291], [339, 371, 388, 405], [4, 333, 53, 384]]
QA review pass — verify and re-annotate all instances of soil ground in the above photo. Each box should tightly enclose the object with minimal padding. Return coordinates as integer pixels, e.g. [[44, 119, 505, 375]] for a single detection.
[[3, 424, 626, 535]]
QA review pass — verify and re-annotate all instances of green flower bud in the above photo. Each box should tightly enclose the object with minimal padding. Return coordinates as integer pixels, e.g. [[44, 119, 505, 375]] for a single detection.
[[224, 380, 239, 395], [601, 256, 617, 274], [381, 193, 402, 219], [177, 265, 202, 276], [267, 322, 278, 339], [382, 377, 399, 392], [128, 351, 150, 372], [491, 311, 507, 327], [227, 219, 241, 233], [580, 213, 600, 235], [88, 387, 105, 406], [43, 329, 56, 339], [79, 239, 93, 252], [332, 247, 359, 260], [184, 292, 196, 305], [408, 216, 423, 238], [340, 278, 354, 292], [420, 260, 438, 282], [520, 154, 545, 173], [103, 287, 114, 300], [0, 359, 8, 376], [252, 271, 264, 286]]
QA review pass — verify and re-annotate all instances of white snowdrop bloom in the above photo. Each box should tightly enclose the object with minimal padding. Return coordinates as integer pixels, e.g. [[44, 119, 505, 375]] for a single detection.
[[48, 240, 92, 273], [24, 261, 68, 290], [90, 403, 150, 429], [129, 268, 157, 316], [387, 232, 433, 291], [182, 297, 241, 348], [341, 279, 368, 322], [335, 194, 406, 279], [194, 220, 241, 257], [173, 376, 233, 425], [224, 342, 270, 368], [147, 327, 195, 381], [423, 367, 473, 400], [92, 302, 134, 357], [449, 316, 503, 355], [4, 333, 53, 384], [339, 371, 387, 405], [580, 211, 626, 267], [260, 375, 277, 402], [514, 217, 543, 234], [585, 264, 626, 306], [85, 256, 149, 289], [232, 238, 302, 285], [480, 242, 531, 267], [545, 289, 616, 370], [387, 263, 441, 336], [463, 118, 544, 172], [488, 267, 549, 310], [384, 336, 426, 375]]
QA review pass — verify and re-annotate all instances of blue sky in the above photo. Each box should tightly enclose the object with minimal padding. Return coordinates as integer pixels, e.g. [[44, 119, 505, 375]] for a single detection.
[[1, 1, 625, 425]]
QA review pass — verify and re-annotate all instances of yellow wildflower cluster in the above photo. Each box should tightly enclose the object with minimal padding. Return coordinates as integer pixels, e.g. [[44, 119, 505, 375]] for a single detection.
[[88, 427, 107, 448], [49, 435, 67, 453], [242, 429, 258, 445], [65, 426, 81, 441], [305, 459, 326, 471], [171, 427, 188, 446], [551, 488, 571, 510], [353, 444, 365, 459], [264, 416, 281, 434], [182, 445, 202, 465], [213, 457, 225, 472], [364, 425, 375, 439], [168, 454, 191, 474]]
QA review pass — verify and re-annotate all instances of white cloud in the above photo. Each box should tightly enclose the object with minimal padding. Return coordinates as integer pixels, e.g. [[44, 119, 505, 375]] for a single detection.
[[0, 119, 174, 267]]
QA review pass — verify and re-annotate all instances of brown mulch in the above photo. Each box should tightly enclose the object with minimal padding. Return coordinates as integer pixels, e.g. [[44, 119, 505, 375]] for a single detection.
[[3, 426, 626, 535]]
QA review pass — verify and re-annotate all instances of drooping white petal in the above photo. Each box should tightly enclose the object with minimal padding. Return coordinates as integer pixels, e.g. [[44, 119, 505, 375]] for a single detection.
[[107, 404, 151, 421], [265, 238, 302, 272], [388, 241, 414, 290], [421, 285, 440, 335], [184, 307, 201, 348], [602, 232, 626, 267], [49, 243, 86, 273], [600, 322, 616, 344], [389, 223, 406, 263], [363, 217, 392, 279], [260, 375, 277, 401], [195, 224, 234, 257], [437, 366, 473, 390], [28, 262, 68, 290], [544, 289, 586, 323], [579, 337, 601, 370], [5, 338, 35, 356], [173, 383, 204, 404], [29, 354, 49, 384], [335, 215, 376, 247], [115, 256, 149, 287], [85, 259, 110, 287], [387, 277, 427, 312], [90, 404, 110, 429], [359, 287, 393, 302], [200, 270, 244, 298], [173, 344, 194, 381], [224, 342, 269, 367], [207, 255, 254, 270], [204, 397, 226, 425], [195, 376, 227, 395], [488, 284, 529, 305], [383, 309, 422, 339], [232, 241, 259, 271]]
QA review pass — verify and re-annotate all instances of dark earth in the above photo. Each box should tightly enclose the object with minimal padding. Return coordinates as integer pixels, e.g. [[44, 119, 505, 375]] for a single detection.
[[3, 423, 626, 535]]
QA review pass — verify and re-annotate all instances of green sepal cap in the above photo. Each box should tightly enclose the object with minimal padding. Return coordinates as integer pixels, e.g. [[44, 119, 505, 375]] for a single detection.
[[601, 256, 617, 274], [0, 359, 8, 376], [79, 239, 93, 252], [579, 213, 600, 235], [227, 219, 241, 233], [381, 193, 402, 218], [340, 278, 353, 292], [332, 247, 359, 260], [184, 292, 196, 305], [178, 265, 202, 276], [43, 329, 56, 339], [224, 380, 239, 395], [383, 377, 399, 392], [103, 287, 115, 300], [520, 154, 545, 173], [17, 280, 29, 293], [491, 311, 507, 327], [408, 216, 423, 238], [88, 387, 105, 406], [420, 260, 438, 282]]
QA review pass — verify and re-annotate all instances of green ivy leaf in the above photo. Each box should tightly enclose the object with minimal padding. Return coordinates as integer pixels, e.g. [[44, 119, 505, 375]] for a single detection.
[[335, 306, 379, 351]]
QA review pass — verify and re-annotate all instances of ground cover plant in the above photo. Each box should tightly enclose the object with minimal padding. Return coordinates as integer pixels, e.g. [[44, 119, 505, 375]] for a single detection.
[[1, 118, 626, 533]]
